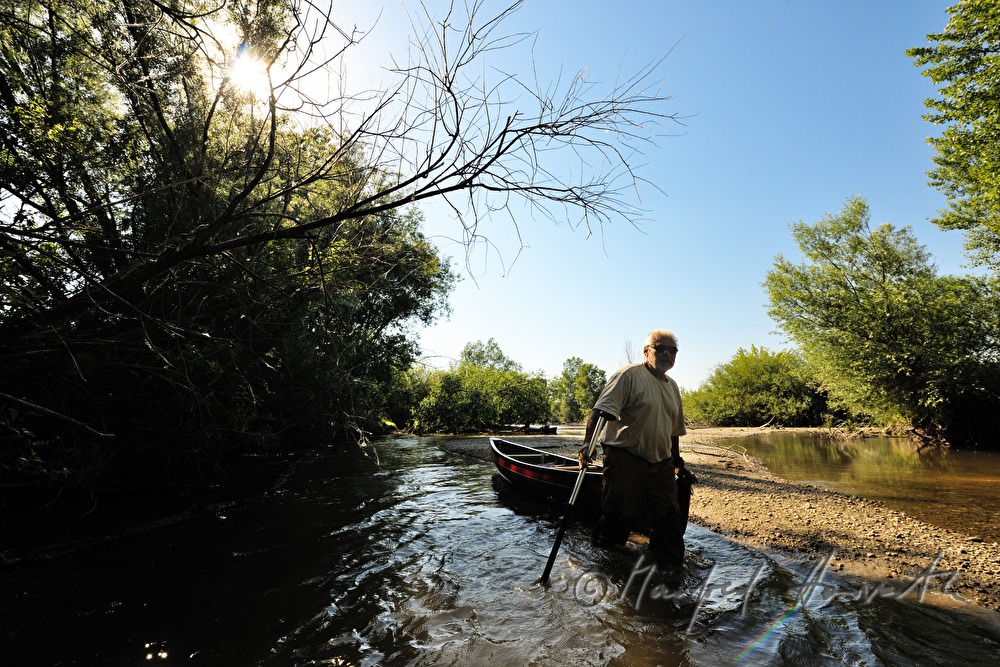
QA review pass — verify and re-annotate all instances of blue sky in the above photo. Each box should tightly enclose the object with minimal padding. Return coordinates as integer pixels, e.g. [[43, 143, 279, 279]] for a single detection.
[[348, 1, 967, 390]]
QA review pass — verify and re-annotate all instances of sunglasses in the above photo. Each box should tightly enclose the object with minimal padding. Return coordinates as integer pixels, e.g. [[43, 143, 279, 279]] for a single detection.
[[648, 344, 678, 354]]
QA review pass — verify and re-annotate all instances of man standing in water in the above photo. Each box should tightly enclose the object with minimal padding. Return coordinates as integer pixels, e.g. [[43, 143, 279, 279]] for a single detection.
[[579, 329, 688, 576]]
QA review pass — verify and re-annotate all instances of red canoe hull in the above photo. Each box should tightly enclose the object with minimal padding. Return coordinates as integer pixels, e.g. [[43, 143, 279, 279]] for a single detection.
[[489, 437, 603, 508], [489, 437, 693, 529]]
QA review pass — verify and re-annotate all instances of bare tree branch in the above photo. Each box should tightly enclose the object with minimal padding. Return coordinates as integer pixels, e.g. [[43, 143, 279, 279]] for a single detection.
[[0, 0, 681, 479]]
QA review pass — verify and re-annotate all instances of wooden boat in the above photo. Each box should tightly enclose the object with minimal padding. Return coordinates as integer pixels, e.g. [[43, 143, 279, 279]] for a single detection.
[[490, 437, 694, 528], [489, 437, 602, 508]]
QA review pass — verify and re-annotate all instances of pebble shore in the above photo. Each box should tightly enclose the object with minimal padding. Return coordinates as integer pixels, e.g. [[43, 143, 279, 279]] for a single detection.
[[441, 426, 1000, 616], [681, 427, 1000, 616]]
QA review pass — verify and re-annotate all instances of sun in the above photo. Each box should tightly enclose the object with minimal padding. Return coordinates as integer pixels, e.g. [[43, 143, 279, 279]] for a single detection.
[[227, 43, 271, 99]]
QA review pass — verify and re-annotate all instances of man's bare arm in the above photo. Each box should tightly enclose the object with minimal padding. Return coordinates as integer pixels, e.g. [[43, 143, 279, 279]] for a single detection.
[[578, 409, 617, 465]]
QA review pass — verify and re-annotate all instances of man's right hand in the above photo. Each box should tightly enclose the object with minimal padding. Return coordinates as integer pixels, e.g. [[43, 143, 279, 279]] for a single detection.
[[577, 444, 593, 468]]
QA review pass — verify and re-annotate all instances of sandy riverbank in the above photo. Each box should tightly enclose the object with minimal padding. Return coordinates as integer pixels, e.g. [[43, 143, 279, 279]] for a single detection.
[[439, 426, 1000, 615]]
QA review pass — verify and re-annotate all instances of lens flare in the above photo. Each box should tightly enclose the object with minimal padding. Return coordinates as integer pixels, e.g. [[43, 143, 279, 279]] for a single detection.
[[228, 43, 269, 98]]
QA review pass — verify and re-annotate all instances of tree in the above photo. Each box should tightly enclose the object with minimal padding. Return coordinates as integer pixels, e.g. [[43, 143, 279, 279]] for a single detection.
[[573, 363, 607, 418], [0, 1, 678, 484], [763, 196, 1000, 444], [414, 371, 477, 434], [458, 339, 521, 372], [548, 357, 606, 423], [413, 340, 547, 433], [908, 1, 1000, 268], [549, 357, 584, 422], [682, 346, 827, 427]]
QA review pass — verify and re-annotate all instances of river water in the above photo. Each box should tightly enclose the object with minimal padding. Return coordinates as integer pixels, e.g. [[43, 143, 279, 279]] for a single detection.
[[725, 432, 1000, 543], [2, 436, 999, 666]]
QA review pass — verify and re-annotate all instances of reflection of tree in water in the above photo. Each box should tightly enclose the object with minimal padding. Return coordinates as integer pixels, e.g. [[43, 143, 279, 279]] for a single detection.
[[736, 432, 1000, 542]]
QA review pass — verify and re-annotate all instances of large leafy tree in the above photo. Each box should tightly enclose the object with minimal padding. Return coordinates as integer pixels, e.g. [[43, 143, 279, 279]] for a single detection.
[[549, 357, 584, 423], [548, 356, 606, 423], [682, 346, 827, 427], [764, 196, 1000, 445], [457, 339, 522, 373], [573, 363, 606, 417], [413, 340, 548, 433], [0, 0, 678, 484], [908, 0, 1000, 268]]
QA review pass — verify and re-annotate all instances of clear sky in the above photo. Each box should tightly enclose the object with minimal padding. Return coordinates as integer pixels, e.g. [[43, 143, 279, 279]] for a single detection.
[[345, 1, 967, 390]]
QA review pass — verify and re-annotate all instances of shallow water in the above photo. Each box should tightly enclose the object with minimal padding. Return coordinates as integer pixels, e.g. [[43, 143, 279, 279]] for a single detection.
[[723, 432, 1000, 543], [2, 437, 999, 666]]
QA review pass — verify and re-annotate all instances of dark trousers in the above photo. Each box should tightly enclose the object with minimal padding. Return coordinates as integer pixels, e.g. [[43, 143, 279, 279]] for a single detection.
[[592, 446, 685, 569]]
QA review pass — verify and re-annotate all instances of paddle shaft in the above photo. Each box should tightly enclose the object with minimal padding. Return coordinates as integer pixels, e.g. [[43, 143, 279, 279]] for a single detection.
[[539, 414, 607, 584]]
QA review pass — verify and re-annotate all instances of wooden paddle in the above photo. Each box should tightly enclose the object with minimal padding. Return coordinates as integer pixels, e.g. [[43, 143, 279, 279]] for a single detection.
[[539, 413, 609, 585]]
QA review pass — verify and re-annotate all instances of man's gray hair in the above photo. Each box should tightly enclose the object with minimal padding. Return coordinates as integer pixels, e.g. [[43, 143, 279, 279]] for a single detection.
[[644, 329, 677, 346]]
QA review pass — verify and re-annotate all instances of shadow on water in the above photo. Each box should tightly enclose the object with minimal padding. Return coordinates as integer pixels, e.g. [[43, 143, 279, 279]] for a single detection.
[[2, 436, 999, 666]]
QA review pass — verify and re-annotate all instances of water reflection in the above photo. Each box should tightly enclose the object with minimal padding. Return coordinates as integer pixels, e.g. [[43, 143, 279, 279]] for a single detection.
[[723, 433, 1000, 543]]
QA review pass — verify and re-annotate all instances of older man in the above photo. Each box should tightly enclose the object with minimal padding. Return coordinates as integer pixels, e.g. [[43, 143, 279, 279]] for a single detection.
[[579, 329, 688, 571]]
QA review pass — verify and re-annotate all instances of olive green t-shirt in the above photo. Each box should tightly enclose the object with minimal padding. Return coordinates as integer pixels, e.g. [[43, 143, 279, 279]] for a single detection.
[[593, 362, 686, 464]]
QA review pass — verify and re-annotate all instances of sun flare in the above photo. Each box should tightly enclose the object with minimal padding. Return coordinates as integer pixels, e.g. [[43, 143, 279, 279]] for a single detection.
[[227, 44, 270, 98]]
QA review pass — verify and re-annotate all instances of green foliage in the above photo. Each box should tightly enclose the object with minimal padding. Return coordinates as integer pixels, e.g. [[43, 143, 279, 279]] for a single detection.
[[763, 196, 1000, 444], [682, 346, 828, 427], [908, 1, 1000, 268], [412, 340, 549, 433], [574, 364, 606, 418], [0, 0, 679, 483], [383, 366, 434, 433], [0, 1, 456, 485], [548, 357, 607, 423], [459, 338, 522, 372]]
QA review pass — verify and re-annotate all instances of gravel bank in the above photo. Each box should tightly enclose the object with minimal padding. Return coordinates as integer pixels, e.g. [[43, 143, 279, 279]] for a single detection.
[[440, 426, 1000, 616]]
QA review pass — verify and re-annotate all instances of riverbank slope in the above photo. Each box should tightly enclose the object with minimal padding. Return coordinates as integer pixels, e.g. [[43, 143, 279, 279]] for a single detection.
[[446, 426, 1000, 615]]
